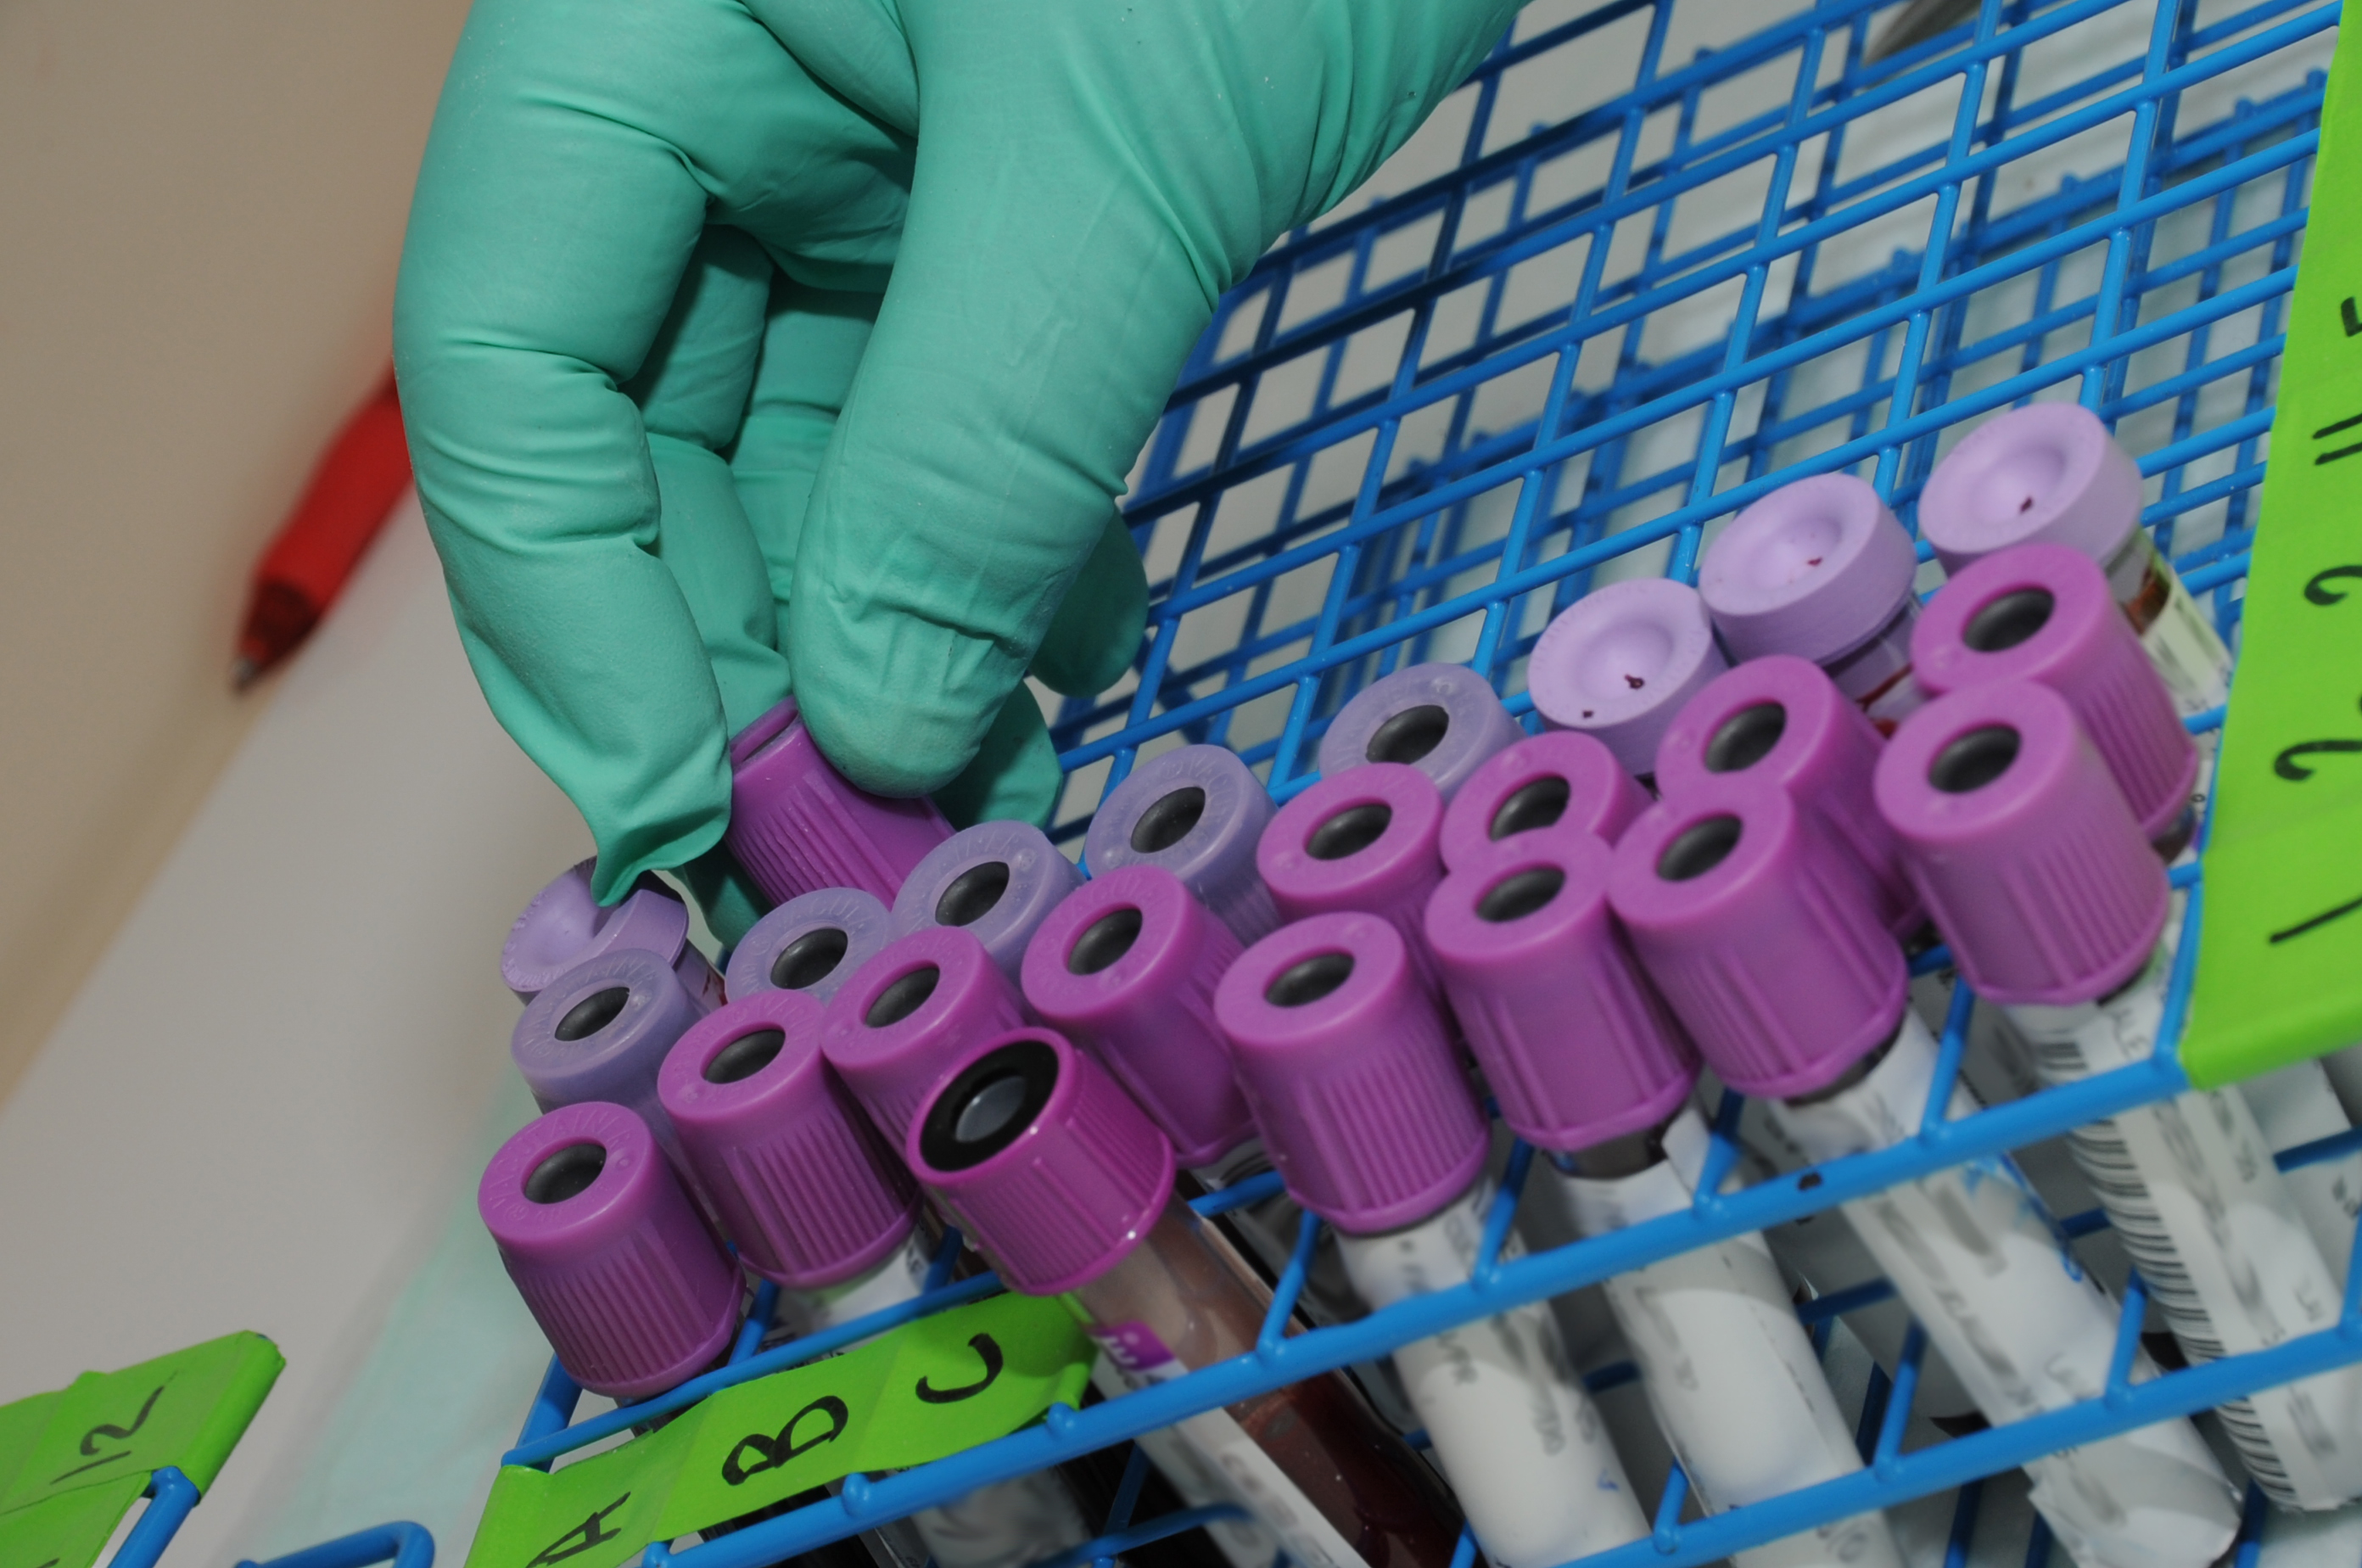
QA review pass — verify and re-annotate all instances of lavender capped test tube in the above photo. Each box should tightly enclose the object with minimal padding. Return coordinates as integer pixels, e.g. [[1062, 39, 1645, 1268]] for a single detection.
[[1917, 403, 2230, 715], [1216, 912, 1644, 1568], [512, 947, 718, 1171], [1437, 731, 1649, 871], [1084, 744, 1280, 945], [479, 1100, 739, 1398], [820, 924, 1028, 1146], [890, 820, 1084, 988], [1700, 473, 1927, 730], [1877, 680, 2362, 1509], [1653, 654, 1923, 941], [725, 697, 953, 904], [1314, 662, 1522, 802], [503, 860, 724, 1009], [724, 887, 893, 1005], [1527, 577, 1728, 784], [1256, 763, 1447, 995], [1608, 776, 2239, 1568], [907, 1025, 1464, 1568], [1424, 826, 1906, 1568], [659, 993, 1094, 1568]]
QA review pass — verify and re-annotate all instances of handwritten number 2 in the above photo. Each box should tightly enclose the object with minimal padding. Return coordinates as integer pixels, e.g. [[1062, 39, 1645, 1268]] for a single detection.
[[50, 1386, 166, 1482]]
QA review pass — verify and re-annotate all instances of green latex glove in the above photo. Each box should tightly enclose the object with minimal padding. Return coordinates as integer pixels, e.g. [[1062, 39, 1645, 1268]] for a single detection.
[[395, 0, 1521, 937]]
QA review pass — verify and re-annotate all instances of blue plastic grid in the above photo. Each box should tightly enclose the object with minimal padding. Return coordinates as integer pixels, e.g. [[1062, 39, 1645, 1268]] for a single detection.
[[502, 2, 2354, 1567]]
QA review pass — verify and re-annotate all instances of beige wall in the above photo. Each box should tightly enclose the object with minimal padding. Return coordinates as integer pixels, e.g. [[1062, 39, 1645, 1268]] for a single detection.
[[0, 0, 474, 1103]]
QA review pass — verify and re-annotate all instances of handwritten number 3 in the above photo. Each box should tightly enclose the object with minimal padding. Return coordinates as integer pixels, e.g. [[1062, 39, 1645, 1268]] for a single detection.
[[915, 1335, 1005, 1405]]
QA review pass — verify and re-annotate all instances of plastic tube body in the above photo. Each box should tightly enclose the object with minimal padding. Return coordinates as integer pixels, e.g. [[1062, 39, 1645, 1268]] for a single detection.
[[1556, 1109, 1901, 1568], [1332, 1177, 1646, 1568], [1766, 1011, 2240, 1568], [2096, 525, 2232, 718]]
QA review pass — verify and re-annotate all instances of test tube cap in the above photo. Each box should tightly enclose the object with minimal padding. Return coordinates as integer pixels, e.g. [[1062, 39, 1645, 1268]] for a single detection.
[[1528, 577, 1731, 776], [907, 1027, 1175, 1296], [1440, 730, 1651, 871], [1913, 543, 2198, 843], [890, 820, 1085, 987], [1314, 662, 1524, 803], [1426, 827, 1697, 1154], [1875, 680, 2168, 1007], [1700, 473, 1921, 667], [1654, 655, 1923, 939], [1021, 865, 1255, 1169], [1257, 763, 1448, 994], [724, 887, 894, 1005], [725, 697, 953, 905], [502, 860, 720, 1007], [1083, 744, 1280, 944], [1609, 774, 1906, 1098], [479, 1100, 739, 1399], [820, 924, 1030, 1146], [1215, 912, 1488, 1235], [1917, 402, 2144, 573], [512, 947, 715, 1168]]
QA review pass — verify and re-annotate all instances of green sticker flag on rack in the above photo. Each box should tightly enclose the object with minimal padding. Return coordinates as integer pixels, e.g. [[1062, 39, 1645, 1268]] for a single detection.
[[2183, 21, 2362, 1088], [0, 1331, 284, 1568], [467, 1292, 1095, 1568]]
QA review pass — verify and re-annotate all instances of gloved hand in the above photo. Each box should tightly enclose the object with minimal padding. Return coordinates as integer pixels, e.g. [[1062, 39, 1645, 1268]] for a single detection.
[[394, 0, 1520, 942]]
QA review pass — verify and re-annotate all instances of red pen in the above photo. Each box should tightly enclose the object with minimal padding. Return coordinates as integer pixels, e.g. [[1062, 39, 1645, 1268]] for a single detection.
[[232, 367, 412, 688]]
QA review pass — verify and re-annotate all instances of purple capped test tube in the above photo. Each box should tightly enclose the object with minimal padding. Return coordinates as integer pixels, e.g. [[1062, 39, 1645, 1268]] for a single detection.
[[1653, 655, 1923, 941], [724, 697, 954, 905], [502, 860, 723, 1009], [820, 924, 1030, 1145], [1438, 730, 1650, 872], [724, 887, 893, 1005], [659, 988, 919, 1291], [1256, 763, 1447, 995], [1700, 473, 1926, 729], [512, 947, 718, 1169], [1527, 578, 1729, 782], [1913, 543, 2199, 855], [1314, 663, 1523, 803], [891, 820, 1083, 988], [1020, 864, 1253, 1171], [479, 1100, 739, 1398], [1083, 744, 1279, 945], [1424, 827, 1696, 1152]]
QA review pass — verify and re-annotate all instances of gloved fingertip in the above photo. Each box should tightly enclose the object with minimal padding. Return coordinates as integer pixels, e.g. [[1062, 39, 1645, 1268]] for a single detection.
[[673, 837, 771, 949], [932, 686, 1063, 830], [1030, 509, 1150, 698]]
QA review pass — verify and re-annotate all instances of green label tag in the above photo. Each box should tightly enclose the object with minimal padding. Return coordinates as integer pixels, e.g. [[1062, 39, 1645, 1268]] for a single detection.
[[2184, 26, 2362, 1087], [466, 1292, 1095, 1568], [0, 1475, 151, 1568]]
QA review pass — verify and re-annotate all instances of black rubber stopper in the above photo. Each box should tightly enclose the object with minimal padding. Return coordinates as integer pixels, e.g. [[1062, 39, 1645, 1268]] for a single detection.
[[918, 1037, 1062, 1173], [866, 964, 943, 1028]]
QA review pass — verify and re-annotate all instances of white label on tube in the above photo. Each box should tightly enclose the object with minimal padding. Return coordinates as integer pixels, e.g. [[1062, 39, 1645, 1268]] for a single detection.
[[2013, 951, 2362, 1509], [2242, 1059, 2362, 1284], [1768, 1012, 2240, 1568], [1335, 1179, 1646, 1568], [1083, 1357, 1283, 1568], [1089, 1324, 1370, 1568], [2135, 535, 2234, 717], [1558, 1112, 1902, 1568]]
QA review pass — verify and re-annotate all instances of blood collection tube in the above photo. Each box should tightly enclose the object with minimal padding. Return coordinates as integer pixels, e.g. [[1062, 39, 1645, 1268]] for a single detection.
[[1256, 763, 1447, 996], [1526, 577, 1729, 787], [725, 697, 954, 904], [1436, 731, 1648, 871], [725, 887, 894, 1005], [890, 821, 1084, 987], [906, 1024, 1464, 1568], [1700, 473, 1928, 731], [819, 925, 1028, 1145], [479, 1100, 740, 1398], [1607, 775, 2241, 1568], [503, 859, 725, 1009], [1313, 663, 1523, 803], [1084, 744, 1280, 945], [1652, 655, 1923, 942], [1424, 826, 1905, 1568], [512, 947, 718, 1171], [1215, 911, 1646, 1568], [1876, 680, 2362, 1509], [659, 992, 1094, 1568], [1917, 403, 2231, 716]]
